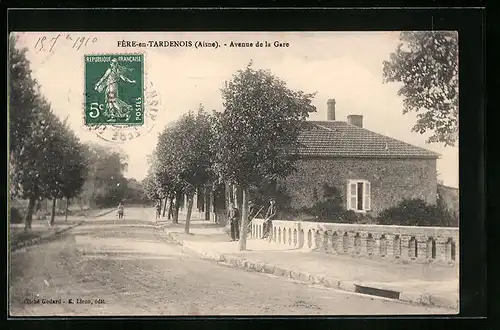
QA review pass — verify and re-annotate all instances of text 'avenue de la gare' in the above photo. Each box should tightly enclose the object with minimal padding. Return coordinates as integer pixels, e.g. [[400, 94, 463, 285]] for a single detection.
[[116, 40, 290, 49]]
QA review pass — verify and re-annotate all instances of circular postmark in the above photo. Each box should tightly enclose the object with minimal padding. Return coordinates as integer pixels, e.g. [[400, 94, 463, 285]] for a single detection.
[[90, 79, 161, 143]]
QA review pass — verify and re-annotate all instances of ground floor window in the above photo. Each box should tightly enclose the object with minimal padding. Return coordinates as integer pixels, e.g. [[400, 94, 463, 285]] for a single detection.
[[347, 180, 371, 212]]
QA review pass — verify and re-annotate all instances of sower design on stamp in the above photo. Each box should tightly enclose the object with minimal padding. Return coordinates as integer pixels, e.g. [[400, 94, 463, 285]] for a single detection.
[[85, 54, 144, 125]]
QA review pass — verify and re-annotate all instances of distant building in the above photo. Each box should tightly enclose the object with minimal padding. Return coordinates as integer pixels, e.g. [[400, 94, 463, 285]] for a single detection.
[[280, 99, 441, 217]]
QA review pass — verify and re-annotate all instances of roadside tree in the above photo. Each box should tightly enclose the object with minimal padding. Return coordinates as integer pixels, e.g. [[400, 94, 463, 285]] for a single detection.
[[215, 62, 316, 250]]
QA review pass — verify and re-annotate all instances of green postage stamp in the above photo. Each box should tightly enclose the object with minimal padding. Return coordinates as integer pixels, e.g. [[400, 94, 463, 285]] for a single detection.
[[84, 54, 144, 125]]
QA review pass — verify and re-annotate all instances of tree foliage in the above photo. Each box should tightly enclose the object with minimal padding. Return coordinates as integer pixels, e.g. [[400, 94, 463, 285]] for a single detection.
[[143, 171, 162, 201], [44, 118, 87, 199], [157, 107, 215, 192], [10, 99, 57, 202], [155, 106, 216, 231], [9, 34, 40, 155], [214, 62, 317, 188], [78, 144, 128, 208], [383, 31, 459, 146]]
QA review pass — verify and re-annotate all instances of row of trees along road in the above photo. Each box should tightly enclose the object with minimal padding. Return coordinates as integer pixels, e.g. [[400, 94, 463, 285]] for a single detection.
[[9, 35, 88, 231], [145, 62, 316, 251], [9, 36, 134, 231]]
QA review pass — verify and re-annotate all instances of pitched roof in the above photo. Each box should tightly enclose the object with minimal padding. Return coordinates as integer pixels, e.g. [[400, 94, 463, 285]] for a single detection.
[[297, 121, 440, 159]]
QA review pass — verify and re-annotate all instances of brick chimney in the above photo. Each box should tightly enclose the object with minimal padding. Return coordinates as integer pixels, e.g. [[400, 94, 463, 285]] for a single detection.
[[347, 115, 363, 128], [327, 99, 336, 121]]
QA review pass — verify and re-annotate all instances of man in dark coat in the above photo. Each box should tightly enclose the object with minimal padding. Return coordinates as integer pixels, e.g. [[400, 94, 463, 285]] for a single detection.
[[227, 204, 240, 241], [262, 198, 277, 241]]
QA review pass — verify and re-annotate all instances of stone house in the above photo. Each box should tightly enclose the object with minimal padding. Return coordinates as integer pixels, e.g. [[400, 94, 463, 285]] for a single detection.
[[196, 99, 440, 223], [279, 99, 441, 217]]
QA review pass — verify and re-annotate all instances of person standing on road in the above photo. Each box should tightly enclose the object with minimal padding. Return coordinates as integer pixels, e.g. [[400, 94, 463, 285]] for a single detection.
[[117, 202, 125, 219], [262, 198, 277, 241], [228, 204, 240, 241]]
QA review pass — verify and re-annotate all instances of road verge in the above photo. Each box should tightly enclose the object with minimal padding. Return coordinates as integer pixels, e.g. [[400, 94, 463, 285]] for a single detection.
[[10, 208, 116, 253]]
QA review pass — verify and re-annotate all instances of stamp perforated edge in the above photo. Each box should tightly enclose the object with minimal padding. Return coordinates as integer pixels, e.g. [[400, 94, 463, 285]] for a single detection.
[[82, 52, 146, 128], [82, 52, 162, 143]]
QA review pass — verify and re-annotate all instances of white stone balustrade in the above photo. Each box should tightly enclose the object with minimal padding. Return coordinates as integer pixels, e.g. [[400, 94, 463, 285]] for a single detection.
[[250, 218, 459, 265]]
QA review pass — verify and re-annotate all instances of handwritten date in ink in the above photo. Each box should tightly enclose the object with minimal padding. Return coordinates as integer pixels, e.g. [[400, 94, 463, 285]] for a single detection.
[[34, 34, 98, 52]]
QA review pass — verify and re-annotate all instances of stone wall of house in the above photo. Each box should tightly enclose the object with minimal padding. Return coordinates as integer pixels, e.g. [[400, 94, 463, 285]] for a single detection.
[[280, 157, 437, 216], [437, 184, 459, 216]]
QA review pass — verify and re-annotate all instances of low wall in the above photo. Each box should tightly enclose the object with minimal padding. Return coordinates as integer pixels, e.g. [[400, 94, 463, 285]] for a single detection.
[[251, 219, 459, 265]]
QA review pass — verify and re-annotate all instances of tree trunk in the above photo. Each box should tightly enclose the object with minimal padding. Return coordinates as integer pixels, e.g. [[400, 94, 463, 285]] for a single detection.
[[168, 198, 173, 220], [65, 197, 69, 222], [232, 184, 239, 208], [185, 192, 195, 234], [24, 197, 36, 232], [173, 193, 181, 224], [50, 198, 57, 225], [205, 188, 210, 221], [162, 198, 168, 217], [239, 188, 249, 251], [160, 197, 168, 217]]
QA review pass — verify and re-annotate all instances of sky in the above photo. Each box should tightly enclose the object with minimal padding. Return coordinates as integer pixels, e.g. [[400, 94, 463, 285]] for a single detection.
[[13, 31, 459, 188]]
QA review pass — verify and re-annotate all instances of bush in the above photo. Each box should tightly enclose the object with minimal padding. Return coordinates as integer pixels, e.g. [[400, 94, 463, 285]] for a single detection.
[[298, 184, 377, 224], [302, 203, 376, 224], [10, 207, 24, 224], [377, 198, 454, 227]]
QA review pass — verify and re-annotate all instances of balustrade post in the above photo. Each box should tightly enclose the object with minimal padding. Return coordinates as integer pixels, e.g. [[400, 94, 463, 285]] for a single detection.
[[352, 232, 362, 255], [434, 237, 447, 262], [416, 235, 428, 262], [310, 229, 317, 250], [445, 237, 457, 264], [298, 228, 305, 248], [292, 228, 297, 247], [454, 237, 460, 263], [341, 232, 350, 254], [400, 235, 411, 260], [331, 232, 340, 254], [365, 232, 376, 257], [358, 232, 369, 256], [393, 234, 402, 259], [324, 230, 333, 253]]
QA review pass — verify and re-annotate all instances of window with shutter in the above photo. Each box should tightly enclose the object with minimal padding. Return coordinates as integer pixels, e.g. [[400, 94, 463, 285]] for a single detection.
[[364, 181, 371, 210], [348, 181, 357, 210], [347, 180, 371, 212]]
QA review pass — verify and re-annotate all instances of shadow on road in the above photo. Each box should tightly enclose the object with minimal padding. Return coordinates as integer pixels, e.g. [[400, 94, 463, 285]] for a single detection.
[[87, 219, 155, 226], [156, 221, 223, 229]]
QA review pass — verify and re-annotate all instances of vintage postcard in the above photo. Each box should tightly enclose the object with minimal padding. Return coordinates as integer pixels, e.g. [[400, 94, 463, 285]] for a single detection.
[[9, 31, 459, 316]]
